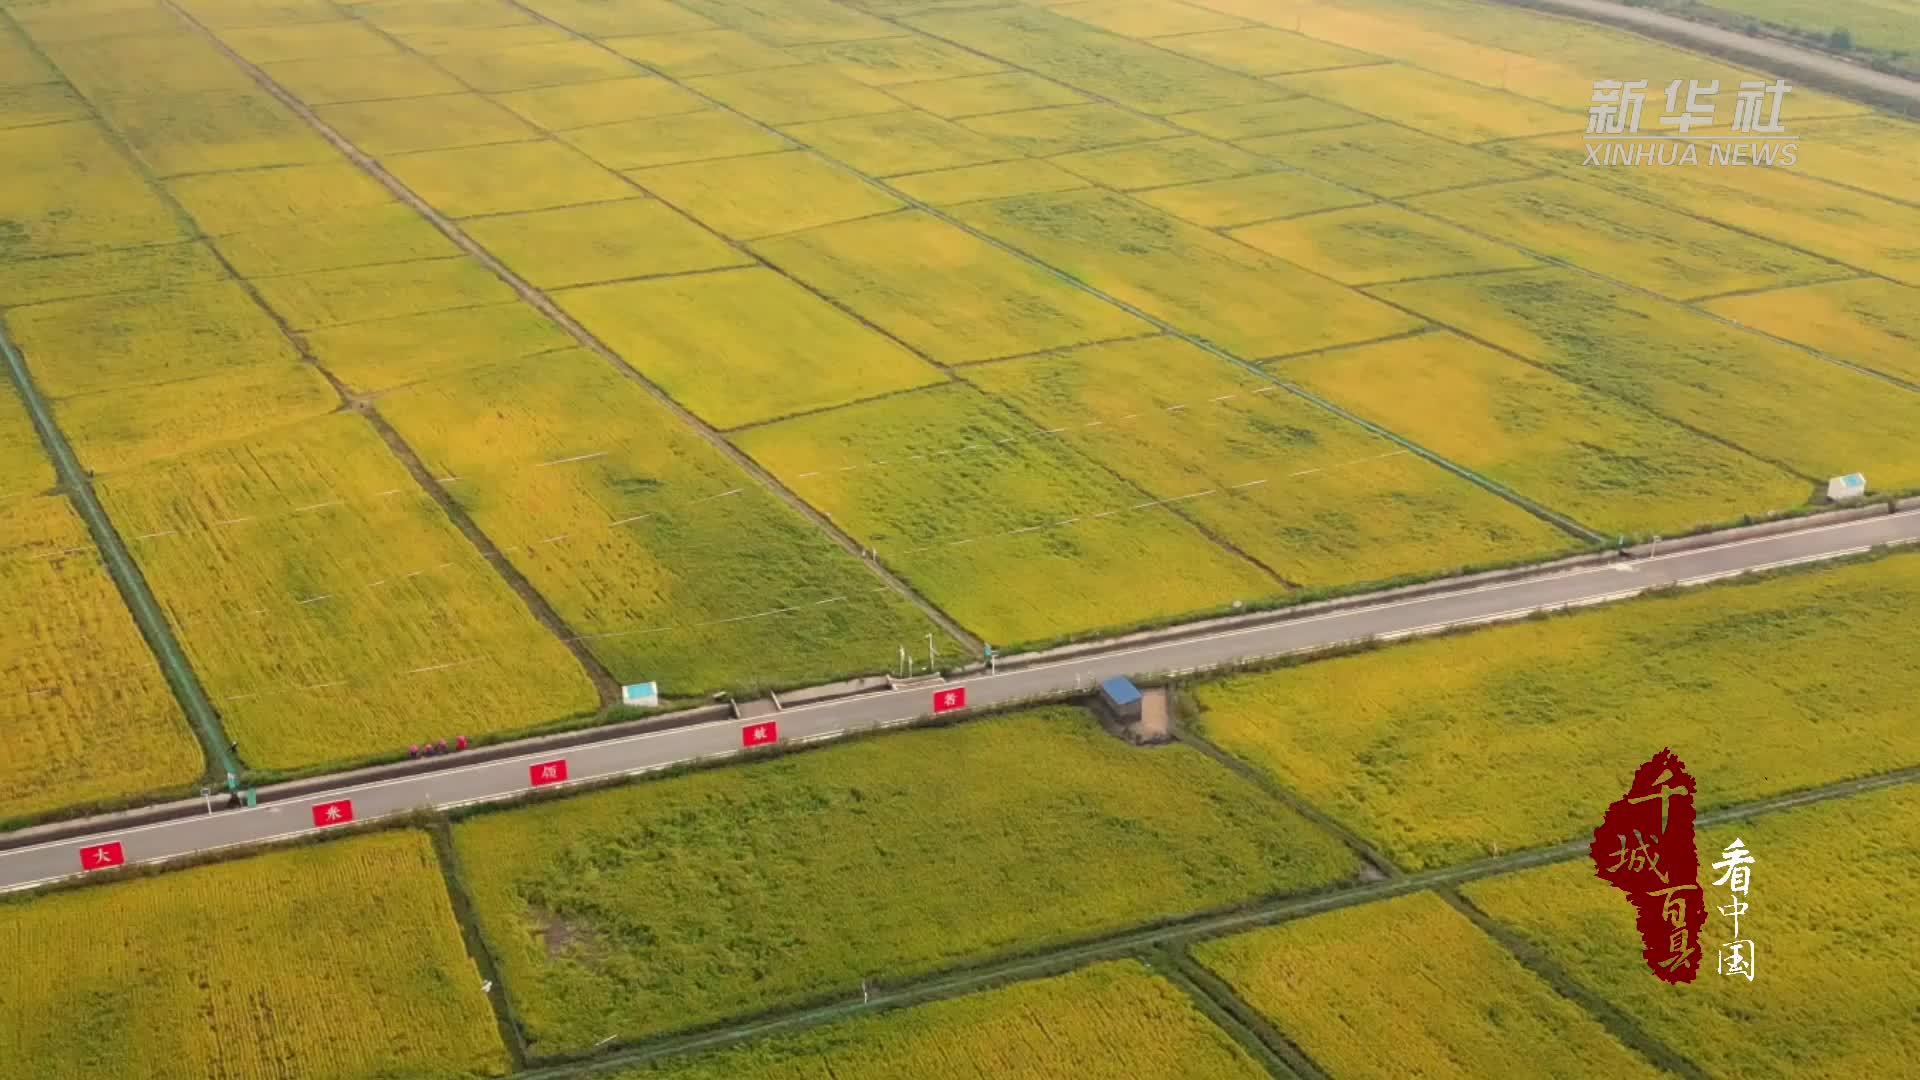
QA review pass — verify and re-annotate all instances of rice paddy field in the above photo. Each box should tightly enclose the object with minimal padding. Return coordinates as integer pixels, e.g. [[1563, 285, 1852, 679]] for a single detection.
[[93, 414, 599, 772], [0, 0, 1904, 818], [1465, 784, 1920, 1079], [0, 829, 509, 1080], [618, 961, 1271, 1080], [1190, 550, 1920, 871], [1, 0, 1919, 931], [1278, 331, 1813, 535], [374, 349, 947, 692], [450, 705, 1357, 1052], [1193, 892, 1662, 1079], [0, 494, 202, 825]]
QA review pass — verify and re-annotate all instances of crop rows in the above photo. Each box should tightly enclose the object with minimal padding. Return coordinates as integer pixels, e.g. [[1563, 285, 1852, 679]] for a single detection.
[[4, 0, 1919, 824]]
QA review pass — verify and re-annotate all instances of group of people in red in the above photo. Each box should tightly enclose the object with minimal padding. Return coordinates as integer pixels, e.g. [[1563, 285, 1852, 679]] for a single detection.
[[408, 735, 468, 759]]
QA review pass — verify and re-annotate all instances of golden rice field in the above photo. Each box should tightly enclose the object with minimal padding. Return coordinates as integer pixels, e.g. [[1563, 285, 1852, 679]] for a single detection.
[[1496, 133, 1920, 286], [908, 6, 1278, 113], [1279, 331, 1812, 536], [452, 706, 1357, 1052], [1048, 134, 1265, 191], [95, 414, 599, 772], [555, 267, 946, 429], [1193, 892, 1662, 1080], [0, 494, 202, 824], [563, 108, 792, 169], [1136, 168, 1370, 229], [5, 274, 340, 475], [6, 280, 296, 398], [1375, 270, 1920, 489], [4, 0, 1920, 819], [1704, 278, 1920, 386], [885, 69, 1087, 118], [51, 361, 339, 477], [628, 149, 902, 240], [491, 76, 706, 131], [953, 189, 1425, 358], [783, 108, 1019, 176], [375, 350, 944, 692], [1242, 121, 1534, 198], [1233, 203, 1535, 284], [730, 380, 1280, 645], [0, 241, 225, 310], [686, 63, 901, 124], [315, 92, 540, 156], [959, 102, 1181, 155], [1407, 177, 1848, 300], [0, 829, 510, 1080], [960, 335, 1574, 587], [888, 158, 1092, 206], [465, 197, 748, 288], [0, 374, 50, 497], [389, 139, 635, 218], [1168, 97, 1373, 141], [1274, 63, 1583, 143], [750, 210, 1151, 365], [300, 302, 575, 392], [1465, 785, 1920, 1079], [248, 257, 514, 330], [164, 160, 457, 276], [1786, 113, 1920, 196], [1192, 550, 1920, 870], [0, 122, 186, 258], [620, 961, 1270, 1080]]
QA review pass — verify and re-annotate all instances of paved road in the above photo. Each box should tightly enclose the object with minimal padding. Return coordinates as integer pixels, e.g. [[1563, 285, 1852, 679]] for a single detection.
[[1503, 0, 1920, 109], [3, 509, 1915, 894]]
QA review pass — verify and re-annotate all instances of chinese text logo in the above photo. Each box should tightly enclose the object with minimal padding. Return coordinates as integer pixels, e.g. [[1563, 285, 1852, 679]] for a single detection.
[[1585, 79, 1797, 168], [1713, 837, 1757, 981], [1590, 748, 1706, 982]]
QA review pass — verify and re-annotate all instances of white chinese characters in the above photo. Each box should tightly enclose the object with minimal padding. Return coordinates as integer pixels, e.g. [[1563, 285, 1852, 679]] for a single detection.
[[1659, 79, 1717, 134], [1732, 80, 1792, 133], [1586, 79, 1649, 134], [1584, 78, 1798, 169], [1712, 837, 1757, 982]]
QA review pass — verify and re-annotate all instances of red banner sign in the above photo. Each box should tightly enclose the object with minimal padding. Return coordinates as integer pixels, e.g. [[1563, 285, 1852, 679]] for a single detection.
[[742, 721, 779, 748], [78, 842, 124, 871], [1590, 748, 1704, 983], [311, 799, 355, 828], [530, 759, 569, 787], [932, 686, 967, 713]]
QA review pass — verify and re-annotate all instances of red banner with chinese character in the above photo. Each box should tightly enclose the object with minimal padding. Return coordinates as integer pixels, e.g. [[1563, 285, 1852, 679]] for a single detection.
[[78, 842, 124, 872], [311, 799, 355, 828], [741, 721, 778, 748], [530, 760, 569, 787], [932, 686, 967, 713], [1591, 748, 1705, 983]]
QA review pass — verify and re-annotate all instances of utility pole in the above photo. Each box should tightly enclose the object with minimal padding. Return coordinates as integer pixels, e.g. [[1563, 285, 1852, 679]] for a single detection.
[[926, 633, 936, 673]]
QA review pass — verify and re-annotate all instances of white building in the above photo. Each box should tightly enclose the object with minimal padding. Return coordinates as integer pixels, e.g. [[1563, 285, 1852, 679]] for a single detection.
[[1827, 473, 1867, 501]]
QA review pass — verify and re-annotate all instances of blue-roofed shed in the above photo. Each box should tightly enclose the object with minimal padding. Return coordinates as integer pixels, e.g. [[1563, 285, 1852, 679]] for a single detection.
[[1099, 676, 1143, 721]]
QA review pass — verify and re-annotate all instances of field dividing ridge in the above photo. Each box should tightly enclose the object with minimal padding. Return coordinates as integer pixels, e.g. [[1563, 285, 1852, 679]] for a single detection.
[[157, 0, 984, 659], [0, 323, 234, 787]]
